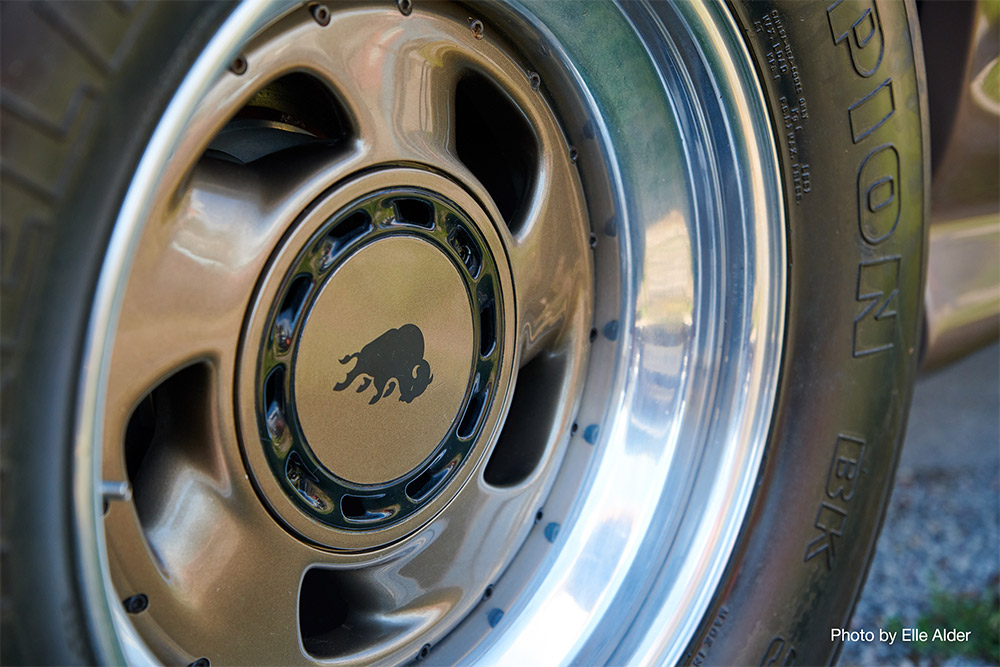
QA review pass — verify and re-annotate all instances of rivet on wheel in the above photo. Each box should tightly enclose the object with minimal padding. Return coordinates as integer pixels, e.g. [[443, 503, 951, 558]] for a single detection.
[[482, 584, 494, 601], [589, 327, 598, 342], [396, 0, 412, 16], [603, 320, 620, 341], [187, 659, 210, 667], [469, 18, 485, 40], [488, 608, 504, 628], [528, 71, 541, 90], [310, 3, 331, 26], [544, 522, 560, 543], [123, 593, 148, 614], [416, 644, 431, 661], [569, 146, 579, 163], [534, 509, 544, 523], [589, 233, 597, 249], [571, 422, 579, 435], [229, 55, 247, 76]]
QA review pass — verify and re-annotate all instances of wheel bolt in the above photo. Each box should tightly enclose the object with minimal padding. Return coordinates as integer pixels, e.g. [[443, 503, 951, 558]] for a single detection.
[[470, 18, 484, 40], [397, 0, 412, 16], [310, 3, 331, 26], [123, 593, 148, 614], [528, 71, 541, 90], [416, 643, 431, 661], [482, 584, 494, 601], [187, 659, 210, 667]]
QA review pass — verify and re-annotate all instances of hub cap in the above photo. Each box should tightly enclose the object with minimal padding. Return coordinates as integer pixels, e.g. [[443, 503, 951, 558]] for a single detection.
[[240, 177, 509, 536]]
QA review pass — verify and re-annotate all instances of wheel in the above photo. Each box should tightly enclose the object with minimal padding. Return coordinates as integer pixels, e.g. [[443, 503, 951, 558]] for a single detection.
[[0, 1, 926, 664]]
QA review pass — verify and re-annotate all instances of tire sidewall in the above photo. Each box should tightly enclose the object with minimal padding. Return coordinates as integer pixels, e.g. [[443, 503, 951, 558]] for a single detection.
[[686, 1, 927, 664], [1, 4, 233, 663]]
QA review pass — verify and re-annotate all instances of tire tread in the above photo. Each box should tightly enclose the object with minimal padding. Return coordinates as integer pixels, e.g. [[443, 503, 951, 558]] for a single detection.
[[0, 2, 153, 661]]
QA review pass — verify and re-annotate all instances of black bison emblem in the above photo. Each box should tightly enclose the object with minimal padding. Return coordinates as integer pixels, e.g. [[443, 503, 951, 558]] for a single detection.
[[333, 324, 433, 405]]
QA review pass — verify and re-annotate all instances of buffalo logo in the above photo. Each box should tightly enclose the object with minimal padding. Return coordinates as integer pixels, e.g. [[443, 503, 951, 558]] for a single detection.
[[333, 324, 433, 405]]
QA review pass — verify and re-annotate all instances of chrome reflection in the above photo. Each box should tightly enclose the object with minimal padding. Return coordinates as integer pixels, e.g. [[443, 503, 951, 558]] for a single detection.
[[447, 1, 786, 665]]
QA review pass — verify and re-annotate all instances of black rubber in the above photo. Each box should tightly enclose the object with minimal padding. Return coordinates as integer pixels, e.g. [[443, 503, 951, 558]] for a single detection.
[[683, 1, 928, 664], [0, 2, 233, 664]]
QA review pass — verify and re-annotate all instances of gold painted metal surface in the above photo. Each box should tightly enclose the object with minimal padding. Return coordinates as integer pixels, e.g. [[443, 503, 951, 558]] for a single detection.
[[921, 0, 1000, 368], [928, 0, 999, 223], [96, 3, 593, 663], [295, 236, 474, 485], [922, 215, 1000, 369]]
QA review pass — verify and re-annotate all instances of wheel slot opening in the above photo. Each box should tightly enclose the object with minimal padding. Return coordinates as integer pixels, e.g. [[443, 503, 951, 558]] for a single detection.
[[341, 494, 396, 523], [263, 365, 290, 450], [448, 220, 482, 277], [391, 197, 435, 228], [273, 274, 312, 353], [285, 452, 334, 514], [484, 354, 566, 487], [206, 72, 352, 163], [123, 364, 224, 555], [457, 375, 490, 440], [405, 454, 458, 502], [455, 72, 537, 231], [299, 568, 351, 658], [317, 210, 371, 271], [124, 393, 156, 486], [298, 567, 397, 659], [478, 278, 497, 357]]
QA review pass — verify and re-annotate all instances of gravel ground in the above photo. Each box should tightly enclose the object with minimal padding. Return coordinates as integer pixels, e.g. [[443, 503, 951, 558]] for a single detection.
[[840, 344, 1000, 666]]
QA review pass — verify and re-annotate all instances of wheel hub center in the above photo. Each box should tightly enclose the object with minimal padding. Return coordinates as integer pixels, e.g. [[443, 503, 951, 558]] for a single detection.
[[236, 169, 514, 546], [294, 236, 474, 485]]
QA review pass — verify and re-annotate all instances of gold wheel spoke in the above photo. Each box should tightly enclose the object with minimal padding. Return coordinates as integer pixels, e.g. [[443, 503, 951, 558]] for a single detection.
[[508, 158, 592, 366]]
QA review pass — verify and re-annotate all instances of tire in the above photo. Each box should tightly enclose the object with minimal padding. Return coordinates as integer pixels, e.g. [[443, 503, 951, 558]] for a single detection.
[[686, 1, 928, 664], [0, 1, 926, 665]]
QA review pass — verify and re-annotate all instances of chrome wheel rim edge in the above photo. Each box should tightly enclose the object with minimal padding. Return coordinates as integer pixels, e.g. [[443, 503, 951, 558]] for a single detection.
[[452, 1, 786, 663]]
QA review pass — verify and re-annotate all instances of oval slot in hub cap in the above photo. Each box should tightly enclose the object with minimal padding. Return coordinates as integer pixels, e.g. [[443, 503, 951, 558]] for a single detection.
[[242, 183, 507, 536]]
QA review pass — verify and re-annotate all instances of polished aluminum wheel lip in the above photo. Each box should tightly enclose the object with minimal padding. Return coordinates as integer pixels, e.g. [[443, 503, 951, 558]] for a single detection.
[[438, 1, 786, 664]]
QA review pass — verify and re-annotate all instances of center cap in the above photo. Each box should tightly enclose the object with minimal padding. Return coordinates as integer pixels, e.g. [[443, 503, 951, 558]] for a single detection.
[[237, 171, 512, 542], [294, 236, 474, 485]]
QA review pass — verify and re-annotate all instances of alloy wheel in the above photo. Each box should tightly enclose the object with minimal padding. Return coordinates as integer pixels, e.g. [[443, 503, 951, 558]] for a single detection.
[[78, 1, 784, 664]]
